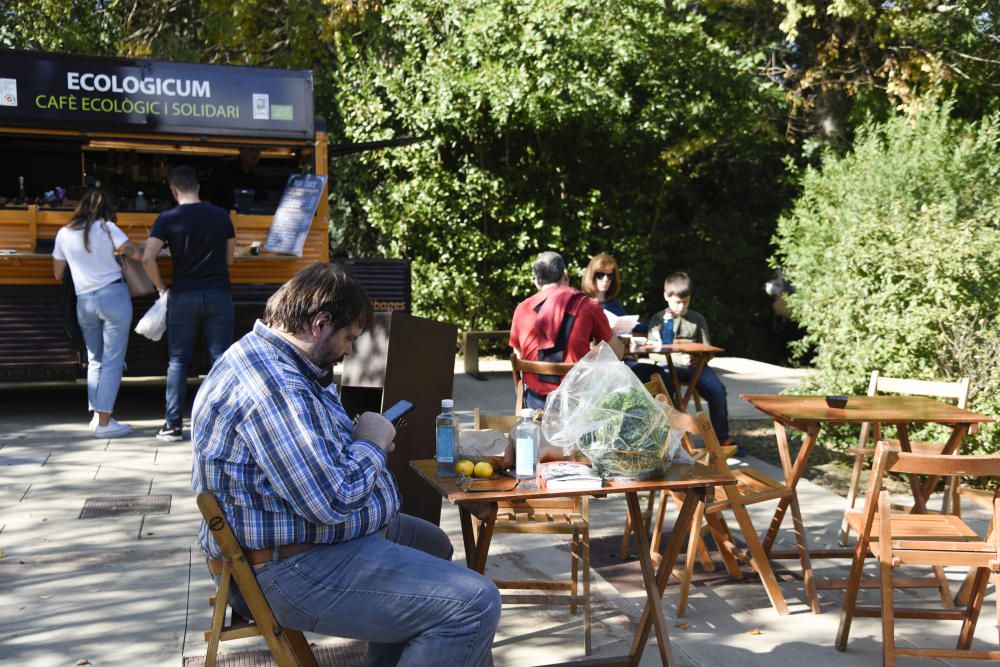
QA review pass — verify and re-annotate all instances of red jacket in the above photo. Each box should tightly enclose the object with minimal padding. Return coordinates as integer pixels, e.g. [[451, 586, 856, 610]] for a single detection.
[[509, 285, 612, 397]]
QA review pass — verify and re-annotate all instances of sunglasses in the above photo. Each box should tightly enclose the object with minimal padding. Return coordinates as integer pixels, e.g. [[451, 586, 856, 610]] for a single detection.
[[595, 271, 615, 280]]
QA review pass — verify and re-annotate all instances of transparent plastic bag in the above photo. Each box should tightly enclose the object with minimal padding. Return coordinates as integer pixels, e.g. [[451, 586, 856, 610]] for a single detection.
[[135, 291, 168, 341], [540, 342, 683, 480]]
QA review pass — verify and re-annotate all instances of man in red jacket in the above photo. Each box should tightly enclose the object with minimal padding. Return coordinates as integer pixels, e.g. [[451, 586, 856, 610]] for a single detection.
[[510, 251, 619, 409]]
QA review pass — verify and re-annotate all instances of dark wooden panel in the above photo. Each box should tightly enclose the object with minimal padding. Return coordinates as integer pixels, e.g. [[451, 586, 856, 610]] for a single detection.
[[341, 311, 457, 525]]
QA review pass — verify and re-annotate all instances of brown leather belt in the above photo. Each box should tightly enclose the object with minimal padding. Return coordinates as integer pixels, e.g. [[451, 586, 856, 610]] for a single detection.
[[207, 543, 316, 575]]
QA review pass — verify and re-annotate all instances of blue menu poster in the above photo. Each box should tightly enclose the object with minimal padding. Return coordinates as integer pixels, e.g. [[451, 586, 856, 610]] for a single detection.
[[263, 173, 328, 256]]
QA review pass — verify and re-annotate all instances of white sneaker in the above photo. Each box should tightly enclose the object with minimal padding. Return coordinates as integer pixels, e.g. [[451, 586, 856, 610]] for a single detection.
[[89, 413, 99, 433], [93, 420, 133, 439]]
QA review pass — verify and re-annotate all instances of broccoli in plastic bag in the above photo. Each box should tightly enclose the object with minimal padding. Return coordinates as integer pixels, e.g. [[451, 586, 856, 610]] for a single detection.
[[540, 342, 683, 480]]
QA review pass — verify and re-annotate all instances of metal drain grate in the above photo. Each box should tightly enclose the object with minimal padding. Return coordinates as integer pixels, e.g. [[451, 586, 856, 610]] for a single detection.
[[79, 494, 172, 519]]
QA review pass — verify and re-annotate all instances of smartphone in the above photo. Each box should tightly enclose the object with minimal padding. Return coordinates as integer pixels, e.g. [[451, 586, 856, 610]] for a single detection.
[[382, 399, 415, 426]]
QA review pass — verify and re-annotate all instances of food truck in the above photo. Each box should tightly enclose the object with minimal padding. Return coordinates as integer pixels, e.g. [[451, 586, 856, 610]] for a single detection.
[[0, 48, 331, 381]]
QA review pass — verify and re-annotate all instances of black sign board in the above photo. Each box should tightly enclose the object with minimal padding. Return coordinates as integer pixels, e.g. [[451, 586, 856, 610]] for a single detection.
[[264, 173, 327, 256], [0, 49, 313, 138]]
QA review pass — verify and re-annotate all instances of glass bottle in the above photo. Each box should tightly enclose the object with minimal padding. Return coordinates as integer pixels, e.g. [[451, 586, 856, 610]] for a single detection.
[[512, 408, 540, 480], [435, 399, 459, 476], [16, 176, 26, 205], [134, 191, 147, 211]]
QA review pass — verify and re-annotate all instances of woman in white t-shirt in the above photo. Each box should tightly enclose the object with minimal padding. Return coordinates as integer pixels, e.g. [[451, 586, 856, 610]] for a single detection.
[[53, 189, 143, 438]]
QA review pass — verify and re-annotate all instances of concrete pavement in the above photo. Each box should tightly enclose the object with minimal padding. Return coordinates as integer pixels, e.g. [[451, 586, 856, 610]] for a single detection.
[[1, 357, 996, 666]]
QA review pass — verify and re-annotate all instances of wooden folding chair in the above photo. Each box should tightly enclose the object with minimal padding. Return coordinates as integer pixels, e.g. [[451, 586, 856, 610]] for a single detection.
[[954, 486, 998, 607], [618, 375, 735, 560], [840, 372, 972, 546], [836, 441, 1000, 665], [197, 492, 319, 667], [651, 398, 819, 616], [509, 353, 575, 411], [472, 409, 592, 655]]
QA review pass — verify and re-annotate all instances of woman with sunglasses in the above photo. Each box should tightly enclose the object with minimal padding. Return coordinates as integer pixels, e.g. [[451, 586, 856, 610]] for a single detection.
[[581, 254, 648, 334], [580, 253, 664, 391]]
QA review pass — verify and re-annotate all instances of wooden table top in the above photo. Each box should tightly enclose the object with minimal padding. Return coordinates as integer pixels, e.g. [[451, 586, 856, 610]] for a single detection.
[[740, 394, 994, 425], [409, 459, 735, 505], [637, 342, 724, 355]]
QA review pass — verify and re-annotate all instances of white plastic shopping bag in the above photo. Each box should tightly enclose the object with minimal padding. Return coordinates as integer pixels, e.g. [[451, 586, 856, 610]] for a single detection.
[[135, 291, 168, 341]]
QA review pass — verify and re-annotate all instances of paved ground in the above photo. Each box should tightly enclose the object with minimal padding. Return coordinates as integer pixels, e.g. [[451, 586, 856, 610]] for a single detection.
[[1, 357, 996, 666]]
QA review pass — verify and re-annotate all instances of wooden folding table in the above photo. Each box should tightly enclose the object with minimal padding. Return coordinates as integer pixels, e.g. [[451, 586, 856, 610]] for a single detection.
[[410, 459, 735, 666], [739, 394, 993, 566], [638, 342, 723, 411]]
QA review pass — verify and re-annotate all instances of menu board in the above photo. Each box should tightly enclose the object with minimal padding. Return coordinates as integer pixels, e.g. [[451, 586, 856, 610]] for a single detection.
[[264, 173, 327, 256]]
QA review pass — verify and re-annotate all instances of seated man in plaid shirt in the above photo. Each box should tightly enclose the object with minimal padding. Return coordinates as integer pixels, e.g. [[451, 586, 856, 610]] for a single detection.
[[192, 262, 500, 666]]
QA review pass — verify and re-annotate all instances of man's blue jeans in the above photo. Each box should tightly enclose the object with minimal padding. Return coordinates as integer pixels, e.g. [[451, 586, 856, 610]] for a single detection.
[[673, 364, 730, 441], [165, 288, 233, 427], [247, 514, 501, 667]]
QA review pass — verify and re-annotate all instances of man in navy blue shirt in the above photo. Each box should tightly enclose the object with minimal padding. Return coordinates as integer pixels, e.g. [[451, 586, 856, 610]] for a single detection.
[[142, 165, 235, 441]]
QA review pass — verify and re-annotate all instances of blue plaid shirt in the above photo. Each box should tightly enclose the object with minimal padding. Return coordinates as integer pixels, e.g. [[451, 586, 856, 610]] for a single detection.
[[192, 320, 401, 558]]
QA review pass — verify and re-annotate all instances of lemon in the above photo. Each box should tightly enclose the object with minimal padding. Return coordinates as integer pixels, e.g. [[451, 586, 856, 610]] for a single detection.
[[473, 461, 494, 478], [454, 459, 475, 476]]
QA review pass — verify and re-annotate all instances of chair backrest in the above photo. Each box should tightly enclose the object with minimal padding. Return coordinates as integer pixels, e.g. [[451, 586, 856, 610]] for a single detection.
[[652, 395, 730, 474], [509, 353, 574, 412], [196, 492, 317, 667], [857, 441, 1000, 546], [860, 371, 973, 447], [643, 374, 669, 402]]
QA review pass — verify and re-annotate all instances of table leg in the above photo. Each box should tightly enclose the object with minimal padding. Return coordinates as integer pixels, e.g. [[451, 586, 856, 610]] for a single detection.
[[459, 507, 476, 569], [459, 504, 498, 574], [789, 491, 821, 613], [895, 424, 929, 514], [679, 354, 708, 411], [625, 491, 673, 666], [627, 489, 702, 666], [918, 424, 969, 511], [763, 421, 819, 554], [664, 355, 682, 410]]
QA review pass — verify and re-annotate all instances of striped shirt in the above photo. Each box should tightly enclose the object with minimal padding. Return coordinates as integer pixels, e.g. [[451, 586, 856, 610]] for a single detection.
[[192, 320, 401, 558]]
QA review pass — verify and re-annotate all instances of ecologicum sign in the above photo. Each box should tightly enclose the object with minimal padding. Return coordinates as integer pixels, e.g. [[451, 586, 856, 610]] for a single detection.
[[0, 49, 314, 138]]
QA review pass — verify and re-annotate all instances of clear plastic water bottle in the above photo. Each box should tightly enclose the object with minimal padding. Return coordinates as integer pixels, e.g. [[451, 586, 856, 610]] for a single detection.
[[435, 399, 459, 476], [134, 190, 148, 211], [512, 408, 540, 481]]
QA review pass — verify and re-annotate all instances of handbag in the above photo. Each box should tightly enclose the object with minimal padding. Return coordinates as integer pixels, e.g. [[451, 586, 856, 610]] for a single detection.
[[117, 253, 157, 297], [104, 223, 157, 297], [62, 267, 83, 342]]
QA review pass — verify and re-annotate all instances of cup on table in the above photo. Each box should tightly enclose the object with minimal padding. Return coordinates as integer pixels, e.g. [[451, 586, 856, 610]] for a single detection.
[[630, 336, 647, 353]]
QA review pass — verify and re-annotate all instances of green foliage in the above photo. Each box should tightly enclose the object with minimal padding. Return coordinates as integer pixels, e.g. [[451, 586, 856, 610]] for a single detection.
[[333, 0, 790, 351], [773, 104, 1000, 452], [0, 0, 126, 54], [581, 387, 670, 480]]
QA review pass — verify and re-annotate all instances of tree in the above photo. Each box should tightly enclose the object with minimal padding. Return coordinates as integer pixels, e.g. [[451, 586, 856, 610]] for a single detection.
[[333, 0, 791, 352], [773, 104, 1000, 451]]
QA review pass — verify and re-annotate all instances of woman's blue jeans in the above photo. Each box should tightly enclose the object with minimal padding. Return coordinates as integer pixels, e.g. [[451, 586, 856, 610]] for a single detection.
[[164, 288, 233, 427], [243, 514, 501, 666], [76, 281, 132, 414]]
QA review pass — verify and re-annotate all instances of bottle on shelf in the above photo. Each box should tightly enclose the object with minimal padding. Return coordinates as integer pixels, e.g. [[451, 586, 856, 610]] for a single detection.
[[511, 408, 540, 482], [134, 191, 147, 211], [15, 176, 26, 205], [435, 399, 460, 476]]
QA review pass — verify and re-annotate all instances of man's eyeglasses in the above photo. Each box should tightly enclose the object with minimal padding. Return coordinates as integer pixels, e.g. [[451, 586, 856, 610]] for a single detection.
[[666, 290, 691, 299], [595, 271, 615, 280]]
